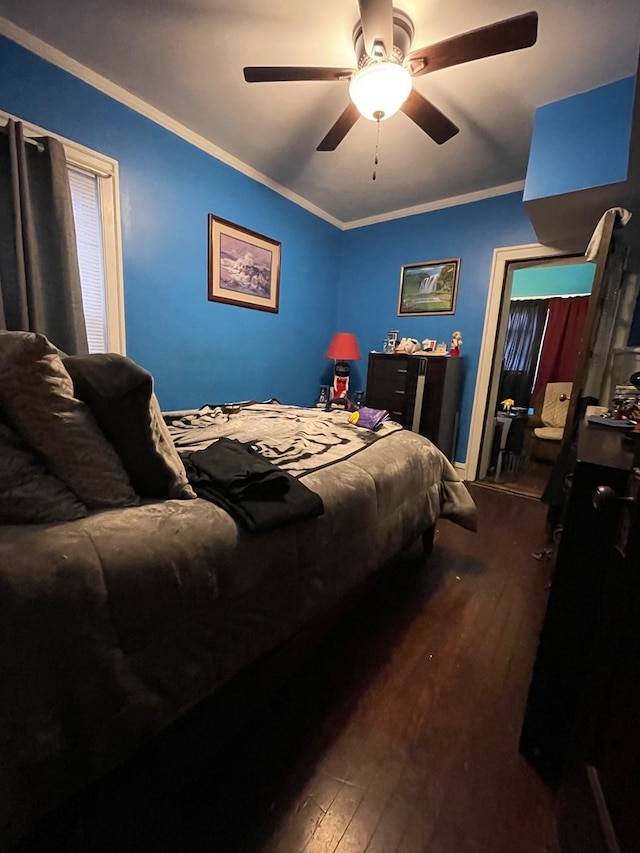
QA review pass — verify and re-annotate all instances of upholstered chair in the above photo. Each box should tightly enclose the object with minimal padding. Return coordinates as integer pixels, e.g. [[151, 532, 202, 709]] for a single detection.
[[525, 382, 573, 462]]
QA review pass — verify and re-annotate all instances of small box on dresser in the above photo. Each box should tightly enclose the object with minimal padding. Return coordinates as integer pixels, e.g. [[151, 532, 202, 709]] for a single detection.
[[364, 353, 462, 459]]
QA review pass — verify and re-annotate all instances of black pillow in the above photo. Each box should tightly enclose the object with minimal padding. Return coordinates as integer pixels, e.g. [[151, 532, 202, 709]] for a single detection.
[[63, 353, 195, 500]]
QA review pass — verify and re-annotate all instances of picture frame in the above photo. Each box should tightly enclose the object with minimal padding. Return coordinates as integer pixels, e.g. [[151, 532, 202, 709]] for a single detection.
[[397, 258, 460, 316], [208, 214, 281, 312]]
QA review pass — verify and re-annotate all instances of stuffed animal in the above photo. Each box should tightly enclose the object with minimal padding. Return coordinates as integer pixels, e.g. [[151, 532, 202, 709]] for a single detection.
[[396, 337, 421, 354]]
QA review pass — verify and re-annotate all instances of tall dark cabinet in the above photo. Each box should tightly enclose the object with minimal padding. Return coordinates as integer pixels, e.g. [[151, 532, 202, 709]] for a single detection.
[[519, 424, 640, 852], [364, 353, 462, 459]]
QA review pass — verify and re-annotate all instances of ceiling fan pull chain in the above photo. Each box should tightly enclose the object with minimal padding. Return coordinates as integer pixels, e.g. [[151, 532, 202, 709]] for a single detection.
[[372, 110, 383, 181]]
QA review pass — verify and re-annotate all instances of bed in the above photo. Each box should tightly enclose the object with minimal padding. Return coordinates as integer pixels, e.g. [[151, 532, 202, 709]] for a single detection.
[[0, 335, 477, 849]]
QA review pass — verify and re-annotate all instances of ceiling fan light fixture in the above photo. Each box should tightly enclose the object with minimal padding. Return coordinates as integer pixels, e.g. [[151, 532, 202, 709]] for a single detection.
[[348, 61, 412, 121]]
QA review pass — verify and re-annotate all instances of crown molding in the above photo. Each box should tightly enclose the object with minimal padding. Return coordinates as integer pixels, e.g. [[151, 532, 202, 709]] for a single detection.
[[342, 181, 526, 229]]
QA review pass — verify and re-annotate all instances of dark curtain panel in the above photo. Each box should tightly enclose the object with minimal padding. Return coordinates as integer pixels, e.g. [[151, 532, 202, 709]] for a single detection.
[[0, 119, 88, 354], [498, 298, 549, 408], [531, 295, 590, 405]]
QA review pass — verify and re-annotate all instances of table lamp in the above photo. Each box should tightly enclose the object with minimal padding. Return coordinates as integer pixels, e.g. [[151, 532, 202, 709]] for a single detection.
[[326, 332, 361, 404]]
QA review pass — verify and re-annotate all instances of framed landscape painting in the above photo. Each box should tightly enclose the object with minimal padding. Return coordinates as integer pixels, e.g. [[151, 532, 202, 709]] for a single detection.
[[397, 258, 460, 316], [208, 214, 281, 312]]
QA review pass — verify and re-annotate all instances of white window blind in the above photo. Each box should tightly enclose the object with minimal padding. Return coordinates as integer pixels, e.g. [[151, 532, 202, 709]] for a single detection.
[[68, 165, 107, 353]]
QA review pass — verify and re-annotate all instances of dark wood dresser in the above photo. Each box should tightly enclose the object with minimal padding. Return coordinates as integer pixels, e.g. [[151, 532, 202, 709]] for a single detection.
[[364, 353, 462, 459], [519, 423, 640, 852]]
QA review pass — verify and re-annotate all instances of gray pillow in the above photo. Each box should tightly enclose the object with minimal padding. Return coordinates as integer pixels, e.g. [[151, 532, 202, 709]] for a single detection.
[[0, 420, 88, 524], [62, 352, 195, 499], [0, 331, 139, 509]]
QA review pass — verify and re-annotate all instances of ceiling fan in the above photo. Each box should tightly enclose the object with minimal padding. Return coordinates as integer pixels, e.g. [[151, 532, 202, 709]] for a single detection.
[[243, 0, 538, 152]]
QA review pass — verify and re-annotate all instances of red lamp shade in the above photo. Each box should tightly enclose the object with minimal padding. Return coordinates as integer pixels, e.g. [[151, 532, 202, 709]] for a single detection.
[[325, 332, 361, 361]]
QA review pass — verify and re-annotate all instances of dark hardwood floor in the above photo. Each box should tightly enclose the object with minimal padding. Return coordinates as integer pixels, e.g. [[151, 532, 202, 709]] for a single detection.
[[16, 485, 560, 853], [479, 458, 554, 501]]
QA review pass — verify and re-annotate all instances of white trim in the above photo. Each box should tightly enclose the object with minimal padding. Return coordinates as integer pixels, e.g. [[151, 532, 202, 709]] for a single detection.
[[342, 181, 526, 230], [1, 17, 527, 230], [1, 107, 126, 354], [453, 461, 468, 481], [465, 242, 569, 482], [96, 161, 126, 354]]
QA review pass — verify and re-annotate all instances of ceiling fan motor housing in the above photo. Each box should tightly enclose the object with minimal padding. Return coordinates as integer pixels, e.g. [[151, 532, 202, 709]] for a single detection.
[[353, 10, 415, 69]]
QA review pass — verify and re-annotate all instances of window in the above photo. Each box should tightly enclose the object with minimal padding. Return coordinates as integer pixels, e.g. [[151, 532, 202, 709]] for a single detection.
[[68, 167, 107, 352], [0, 111, 126, 354], [63, 139, 125, 354]]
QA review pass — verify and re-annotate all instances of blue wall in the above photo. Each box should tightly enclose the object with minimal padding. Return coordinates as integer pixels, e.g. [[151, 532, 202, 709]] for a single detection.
[[523, 72, 640, 346], [336, 195, 538, 459], [524, 76, 635, 201], [0, 35, 341, 410]]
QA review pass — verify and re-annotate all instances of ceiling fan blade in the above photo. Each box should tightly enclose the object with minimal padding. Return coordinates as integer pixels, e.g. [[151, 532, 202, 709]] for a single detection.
[[243, 66, 354, 83], [407, 11, 538, 77], [317, 102, 361, 151], [358, 0, 394, 59], [400, 89, 459, 145]]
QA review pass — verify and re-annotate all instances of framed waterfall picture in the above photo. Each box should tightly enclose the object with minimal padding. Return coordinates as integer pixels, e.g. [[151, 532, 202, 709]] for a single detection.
[[397, 258, 460, 316], [208, 214, 281, 312]]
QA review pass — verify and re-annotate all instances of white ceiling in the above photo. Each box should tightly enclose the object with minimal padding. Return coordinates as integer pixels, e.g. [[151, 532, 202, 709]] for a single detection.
[[1, 0, 639, 226]]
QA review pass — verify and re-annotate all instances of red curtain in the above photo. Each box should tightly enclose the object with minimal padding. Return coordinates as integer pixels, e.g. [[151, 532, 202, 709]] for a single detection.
[[530, 295, 590, 405]]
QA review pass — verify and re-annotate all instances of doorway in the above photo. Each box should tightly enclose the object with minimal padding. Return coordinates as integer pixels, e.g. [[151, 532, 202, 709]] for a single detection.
[[466, 244, 595, 498]]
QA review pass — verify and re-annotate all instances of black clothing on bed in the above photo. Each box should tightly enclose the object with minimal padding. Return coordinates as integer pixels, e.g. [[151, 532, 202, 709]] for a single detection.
[[181, 438, 324, 532]]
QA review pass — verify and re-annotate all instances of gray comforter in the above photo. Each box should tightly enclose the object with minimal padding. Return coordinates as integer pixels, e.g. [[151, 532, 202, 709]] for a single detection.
[[0, 404, 476, 848]]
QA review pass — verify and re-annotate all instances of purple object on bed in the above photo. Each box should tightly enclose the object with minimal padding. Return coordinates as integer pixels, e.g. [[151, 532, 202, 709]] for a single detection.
[[353, 407, 389, 431]]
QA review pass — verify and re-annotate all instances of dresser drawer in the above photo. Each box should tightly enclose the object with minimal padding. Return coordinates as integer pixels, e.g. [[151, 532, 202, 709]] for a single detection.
[[369, 356, 410, 389], [365, 355, 409, 420]]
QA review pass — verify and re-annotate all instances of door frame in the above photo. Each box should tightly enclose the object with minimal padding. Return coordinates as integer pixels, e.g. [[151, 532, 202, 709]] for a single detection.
[[466, 242, 570, 482]]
